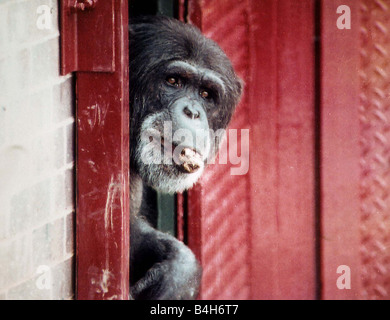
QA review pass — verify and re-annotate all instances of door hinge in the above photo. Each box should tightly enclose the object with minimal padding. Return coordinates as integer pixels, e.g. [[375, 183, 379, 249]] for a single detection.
[[60, 0, 115, 75], [71, 0, 98, 13]]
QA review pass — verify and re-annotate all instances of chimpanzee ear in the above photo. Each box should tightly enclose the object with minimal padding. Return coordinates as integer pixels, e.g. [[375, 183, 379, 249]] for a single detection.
[[236, 76, 245, 100]]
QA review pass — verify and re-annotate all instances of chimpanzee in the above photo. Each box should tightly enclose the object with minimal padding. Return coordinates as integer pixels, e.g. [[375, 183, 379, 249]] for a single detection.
[[129, 16, 242, 300]]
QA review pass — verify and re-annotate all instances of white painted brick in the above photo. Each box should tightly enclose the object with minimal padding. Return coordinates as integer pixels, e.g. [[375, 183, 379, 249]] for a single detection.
[[0, 234, 33, 289], [27, 0, 60, 42], [31, 37, 60, 86], [7, 257, 74, 300], [0, 211, 9, 240], [51, 258, 74, 299], [65, 122, 75, 165], [31, 179, 52, 225], [4, 88, 53, 145], [64, 168, 75, 212], [0, 6, 8, 57], [65, 212, 74, 256], [0, 49, 31, 102], [54, 126, 65, 169], [6, 1, 30, 46], [0, 58, 6, 96], [53, 168, 75, 217], [28, 87, 53, 132], [0, 145, 33, 238], [0, 0, 75, 299], [52, 172, 66, 217], [3, 0, 58, 51], [32, 217, 65, 268], [0, 106, 7, 147], [52, 78, 74, 123], [5, 100, 34, 145], [10, 187, 34, 235], [29, 134, 55, 177], [6, 273, 52, 300]]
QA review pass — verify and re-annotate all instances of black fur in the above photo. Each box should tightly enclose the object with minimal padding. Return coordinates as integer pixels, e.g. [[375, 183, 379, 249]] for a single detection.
[[129, 16, 242, 300]]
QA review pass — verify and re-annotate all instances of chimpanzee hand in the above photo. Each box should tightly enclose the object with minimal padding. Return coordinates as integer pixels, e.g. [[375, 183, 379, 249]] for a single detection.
[[130, 217, 201, 300]]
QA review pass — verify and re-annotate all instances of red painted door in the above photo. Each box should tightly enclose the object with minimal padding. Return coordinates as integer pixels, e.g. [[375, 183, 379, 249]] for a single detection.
[[183, 0, 390, 300], [182, 0, 316, 300]]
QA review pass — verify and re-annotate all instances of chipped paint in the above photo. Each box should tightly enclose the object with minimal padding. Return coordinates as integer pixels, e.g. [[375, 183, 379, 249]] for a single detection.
[[90, 268, 114, 296], [104, 175, 121, 232], [87, 160, 98, 173], [100, 269, 113, 295], [85, 104, 109, 130]]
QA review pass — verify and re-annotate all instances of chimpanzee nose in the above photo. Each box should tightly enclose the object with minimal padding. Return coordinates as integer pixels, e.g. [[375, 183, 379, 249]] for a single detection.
[[183, 105, 200, 119], [170, 97, 208, 133]]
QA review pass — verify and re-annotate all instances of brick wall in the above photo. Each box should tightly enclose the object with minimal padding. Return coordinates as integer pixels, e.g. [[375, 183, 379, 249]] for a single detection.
[[0, 0, 75, 299]]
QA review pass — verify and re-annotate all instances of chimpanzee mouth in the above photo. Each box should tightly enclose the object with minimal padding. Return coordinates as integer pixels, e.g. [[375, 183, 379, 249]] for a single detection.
[[160, 137, 203, 174], [175, 147, 203, 174]]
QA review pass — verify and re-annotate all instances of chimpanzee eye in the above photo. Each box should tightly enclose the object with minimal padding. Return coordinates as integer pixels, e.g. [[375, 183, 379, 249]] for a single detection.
[[166, 76, 181, 87], [167, 77, 176, 84], [200, 89, 210, 99]]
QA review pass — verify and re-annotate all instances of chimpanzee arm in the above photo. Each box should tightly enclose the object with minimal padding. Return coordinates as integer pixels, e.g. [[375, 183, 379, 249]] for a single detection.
[[130, 216, 201, 300]]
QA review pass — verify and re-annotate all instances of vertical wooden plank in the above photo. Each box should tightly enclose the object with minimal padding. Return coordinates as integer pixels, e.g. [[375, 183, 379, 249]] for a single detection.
[[277, 0, 316, 299], [320, 0, 361, 299], [248, 0, 316, 299], [185, 0, 316, 299], [247, 0, 279, 299], [186, 0, 252, 300], [75, 0, 129, 300]]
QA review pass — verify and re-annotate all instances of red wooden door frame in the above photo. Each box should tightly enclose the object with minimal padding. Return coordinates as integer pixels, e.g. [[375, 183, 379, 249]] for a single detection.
[[60, 0, 130, 300]]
